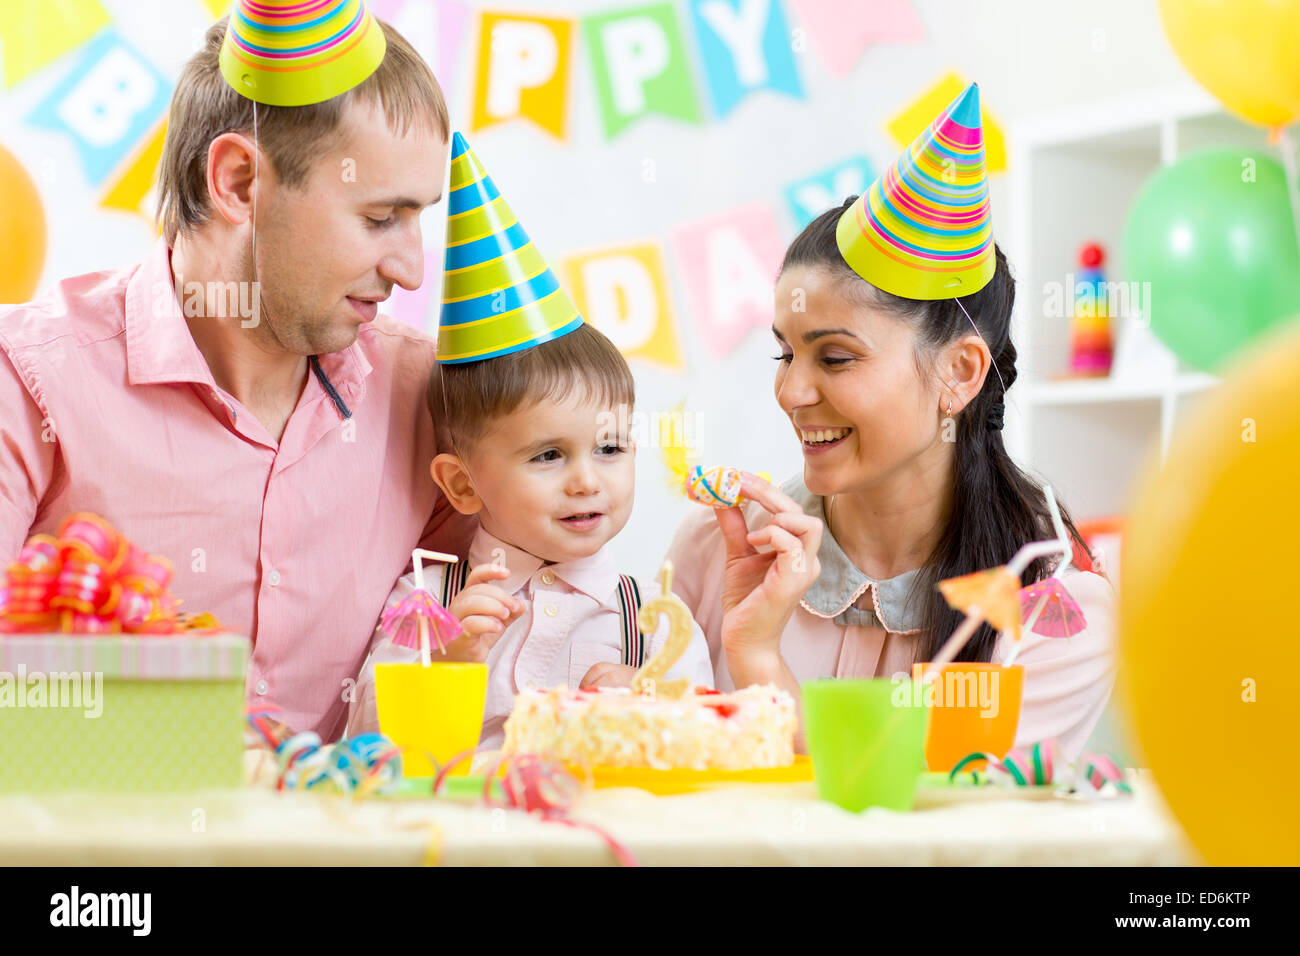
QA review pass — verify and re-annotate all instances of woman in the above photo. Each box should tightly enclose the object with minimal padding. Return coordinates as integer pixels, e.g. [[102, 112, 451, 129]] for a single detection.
[[668, 86, 1115, 761]]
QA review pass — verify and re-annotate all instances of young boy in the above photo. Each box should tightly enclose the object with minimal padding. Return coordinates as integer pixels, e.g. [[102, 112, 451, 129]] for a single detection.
[[348, 135, 712, 749]]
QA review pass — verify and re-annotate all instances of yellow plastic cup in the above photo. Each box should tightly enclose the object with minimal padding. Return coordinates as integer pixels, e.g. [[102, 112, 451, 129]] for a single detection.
[[912, 663, 1024, 773], [374, 662, 488, 778]]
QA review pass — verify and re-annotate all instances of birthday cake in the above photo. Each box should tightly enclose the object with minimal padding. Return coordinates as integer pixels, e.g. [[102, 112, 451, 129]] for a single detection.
[[501, 684, 798, 771]]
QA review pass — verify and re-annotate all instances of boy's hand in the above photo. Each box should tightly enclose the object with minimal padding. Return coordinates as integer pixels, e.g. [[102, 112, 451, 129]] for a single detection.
[[443, 563, 525, 662], [579, 662, 640, 689]]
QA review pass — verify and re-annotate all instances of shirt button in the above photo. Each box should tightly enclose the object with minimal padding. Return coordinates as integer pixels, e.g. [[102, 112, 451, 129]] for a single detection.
[[540, 570, 555, 586], [544, 604, 558, 618], [255, 679, 268, 696], [267, 570, 281, 587]]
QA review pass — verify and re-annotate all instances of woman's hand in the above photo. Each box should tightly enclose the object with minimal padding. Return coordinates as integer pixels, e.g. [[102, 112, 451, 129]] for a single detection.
[[443, 564, 525, 662], [716, 473, 822, 672]]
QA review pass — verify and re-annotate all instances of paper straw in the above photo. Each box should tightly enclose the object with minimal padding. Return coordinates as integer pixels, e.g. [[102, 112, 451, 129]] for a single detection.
[[1003, 488, 1073, 667], [925, 610, 982, 677], [412, 549, 458, 665], [412, 548, 459, 593], [1042, 485, 1072, 577]]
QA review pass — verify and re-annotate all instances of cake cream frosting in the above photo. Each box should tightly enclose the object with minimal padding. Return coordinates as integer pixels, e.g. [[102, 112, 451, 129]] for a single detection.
[[502, 684, 797, 771]]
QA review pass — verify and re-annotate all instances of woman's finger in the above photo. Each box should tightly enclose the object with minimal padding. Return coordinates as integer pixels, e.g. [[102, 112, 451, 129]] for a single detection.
[[738, 473, 805, 517], [768, 510, 824, 561], [766, 509, 822, 541], [715, 504, 758, 560], [754, 523, 802, 558]]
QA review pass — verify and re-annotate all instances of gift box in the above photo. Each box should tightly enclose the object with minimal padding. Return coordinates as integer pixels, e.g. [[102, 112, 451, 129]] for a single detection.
[[0, 632, 249, 792]]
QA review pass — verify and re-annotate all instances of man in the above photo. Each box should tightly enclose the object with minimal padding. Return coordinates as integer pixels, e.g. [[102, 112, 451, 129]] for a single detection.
[[0, 4, 474, 740]]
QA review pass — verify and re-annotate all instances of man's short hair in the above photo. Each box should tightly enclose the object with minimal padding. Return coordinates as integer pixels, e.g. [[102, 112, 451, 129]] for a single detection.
[[428, 323, 637, 457], [156, 16, 449, 244]]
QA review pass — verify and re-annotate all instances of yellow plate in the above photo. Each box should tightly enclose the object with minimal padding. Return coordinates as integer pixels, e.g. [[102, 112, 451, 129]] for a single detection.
[[568, 755, 814, 795]]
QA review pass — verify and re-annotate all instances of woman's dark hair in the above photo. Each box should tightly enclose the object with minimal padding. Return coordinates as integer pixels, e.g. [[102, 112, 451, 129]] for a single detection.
[[780, 196, 1094, 664]]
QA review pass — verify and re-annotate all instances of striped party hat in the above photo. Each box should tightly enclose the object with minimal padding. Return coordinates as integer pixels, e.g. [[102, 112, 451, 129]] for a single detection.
[[437, 133, 585, 364], [837, 82, 994, 300], [219, 0, 387, 107]]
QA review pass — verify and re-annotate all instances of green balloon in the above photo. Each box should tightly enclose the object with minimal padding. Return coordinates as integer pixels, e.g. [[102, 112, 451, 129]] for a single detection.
[[1122, 147, 1300, 372]]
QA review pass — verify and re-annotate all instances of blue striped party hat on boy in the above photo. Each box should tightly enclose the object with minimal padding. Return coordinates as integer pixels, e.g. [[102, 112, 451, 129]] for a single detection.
[[436, 133, 585, 364]]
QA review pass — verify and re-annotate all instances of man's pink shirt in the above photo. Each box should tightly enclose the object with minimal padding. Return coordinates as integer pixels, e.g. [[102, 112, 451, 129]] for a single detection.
[[0, 239, 475, 738]]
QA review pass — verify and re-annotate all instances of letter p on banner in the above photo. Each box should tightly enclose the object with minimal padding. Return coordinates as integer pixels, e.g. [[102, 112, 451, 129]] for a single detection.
[[471, 11, 573, 140]]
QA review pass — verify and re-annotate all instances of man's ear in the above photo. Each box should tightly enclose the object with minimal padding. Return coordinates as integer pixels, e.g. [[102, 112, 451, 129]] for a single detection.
[[431, 453, 482, 515], [206, 131, 263, 228]]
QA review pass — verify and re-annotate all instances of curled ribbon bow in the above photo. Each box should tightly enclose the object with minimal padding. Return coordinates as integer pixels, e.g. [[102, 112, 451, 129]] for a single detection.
[[0, 514, 184, 634], [950, 739, 1132, 796]]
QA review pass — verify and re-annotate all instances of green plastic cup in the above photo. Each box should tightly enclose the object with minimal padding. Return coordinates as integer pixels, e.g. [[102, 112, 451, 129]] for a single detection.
[[802, 678, 930, 812]]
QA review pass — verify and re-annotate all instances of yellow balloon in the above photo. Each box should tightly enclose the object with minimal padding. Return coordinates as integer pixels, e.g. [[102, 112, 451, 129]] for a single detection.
[[1121, 317, 1300, 865], [1159, 0, 1300, 128], [0, 144, 46, 304]]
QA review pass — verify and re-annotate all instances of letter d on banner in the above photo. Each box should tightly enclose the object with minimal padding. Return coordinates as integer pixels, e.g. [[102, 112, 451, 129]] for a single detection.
[[563, 242, 684, 372], [471, 11, 573, 140]]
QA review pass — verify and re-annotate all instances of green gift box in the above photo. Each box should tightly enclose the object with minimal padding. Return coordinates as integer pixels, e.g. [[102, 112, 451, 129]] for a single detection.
[[0, 632, 249, 792]]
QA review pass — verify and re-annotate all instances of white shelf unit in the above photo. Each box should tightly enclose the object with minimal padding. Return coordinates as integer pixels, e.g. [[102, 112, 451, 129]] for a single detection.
[[1003, 86, 1274, 529]]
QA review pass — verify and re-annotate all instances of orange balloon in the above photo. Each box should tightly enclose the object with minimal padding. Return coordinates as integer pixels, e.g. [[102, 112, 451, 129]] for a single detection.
[[0, 144, 47, 304]]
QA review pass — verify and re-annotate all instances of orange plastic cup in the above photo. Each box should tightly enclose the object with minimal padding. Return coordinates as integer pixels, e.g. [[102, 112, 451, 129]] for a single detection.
[[911, 663, 1024, 773]]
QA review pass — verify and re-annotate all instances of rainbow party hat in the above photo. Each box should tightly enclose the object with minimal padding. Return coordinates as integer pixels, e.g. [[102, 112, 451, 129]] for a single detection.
[[219, 0, 387, 107], [837, 82, 994, 300], [437, 133, 585, 364]]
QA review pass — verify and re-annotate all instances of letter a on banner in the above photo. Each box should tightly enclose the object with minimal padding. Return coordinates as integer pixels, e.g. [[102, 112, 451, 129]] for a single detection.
[[562, 241, 684, 372], [582, 2, 703, 139], [471, 11, 573, 140], [671, 203, 785, 358]]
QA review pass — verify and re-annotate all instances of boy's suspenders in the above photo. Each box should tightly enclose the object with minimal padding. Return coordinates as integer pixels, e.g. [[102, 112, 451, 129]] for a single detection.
[[616, 574, 644, 668], [442, 560, 646, 668], [439, 560, 472, 606]]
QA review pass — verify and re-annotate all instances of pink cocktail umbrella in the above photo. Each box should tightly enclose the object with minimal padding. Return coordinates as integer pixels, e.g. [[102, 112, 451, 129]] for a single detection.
[[1018, 577, 1088, 638], [379, 549, 464, 665]]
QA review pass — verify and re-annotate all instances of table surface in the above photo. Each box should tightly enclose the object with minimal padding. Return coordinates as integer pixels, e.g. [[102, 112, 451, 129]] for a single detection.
[[0, 768, 1198, 866]]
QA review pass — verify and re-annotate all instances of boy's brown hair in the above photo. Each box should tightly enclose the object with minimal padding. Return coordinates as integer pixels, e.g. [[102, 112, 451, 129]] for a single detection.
[[428, 323, 636, 456], [156, 16, 449, 244]]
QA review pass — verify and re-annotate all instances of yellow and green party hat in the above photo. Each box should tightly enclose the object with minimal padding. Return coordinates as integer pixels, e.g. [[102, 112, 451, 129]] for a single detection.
[[437, 133, 585, 364], [219, 0, 387, 107], [837, 82, 994, 300]]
